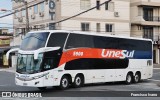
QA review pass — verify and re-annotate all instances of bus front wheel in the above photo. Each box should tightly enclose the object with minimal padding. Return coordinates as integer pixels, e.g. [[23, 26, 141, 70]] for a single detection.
[[125, 73, 133, 84], [60, 76, 69, 90]]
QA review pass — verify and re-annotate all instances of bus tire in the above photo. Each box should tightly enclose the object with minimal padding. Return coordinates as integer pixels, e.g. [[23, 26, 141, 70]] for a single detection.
[[73, 75, 83, 88], [60, 76, 69, 90], [134, 72, 141, 83], [125, 73, 133, 85], [38, 87, 47, 91]]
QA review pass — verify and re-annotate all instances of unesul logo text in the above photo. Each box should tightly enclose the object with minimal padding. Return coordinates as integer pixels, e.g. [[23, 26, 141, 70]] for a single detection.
[[101, 49, 135, 59]]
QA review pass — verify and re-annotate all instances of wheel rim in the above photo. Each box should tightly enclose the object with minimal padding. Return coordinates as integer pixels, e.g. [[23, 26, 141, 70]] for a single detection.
[[62, 78, 68, 88], [135, 74, 139, 82], [127, 75, 131, 83], [75, 77, 81, 86]]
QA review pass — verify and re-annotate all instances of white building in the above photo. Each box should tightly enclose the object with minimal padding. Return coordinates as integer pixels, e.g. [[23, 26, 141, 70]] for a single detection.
[[12, 0, 130, 46], [131, 0, 160, 64]]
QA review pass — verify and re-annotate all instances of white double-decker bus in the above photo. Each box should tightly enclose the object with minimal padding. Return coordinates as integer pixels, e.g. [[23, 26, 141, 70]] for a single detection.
[[7, 30, 153, 90]]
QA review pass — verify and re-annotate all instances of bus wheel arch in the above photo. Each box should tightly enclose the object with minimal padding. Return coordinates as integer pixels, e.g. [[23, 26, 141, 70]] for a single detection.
[[73, 73, 85, 88], [125, 72, 134, 85], [134, 71, 141, 83], [60, 74, 72, 90]]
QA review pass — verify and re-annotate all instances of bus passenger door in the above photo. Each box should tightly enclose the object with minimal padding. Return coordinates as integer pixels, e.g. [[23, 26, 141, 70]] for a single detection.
[[43, 70, 54, 86], [42, 57, 57, 86]]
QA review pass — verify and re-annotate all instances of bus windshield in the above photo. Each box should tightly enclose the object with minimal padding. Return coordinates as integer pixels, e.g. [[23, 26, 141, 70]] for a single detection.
[[20, 32, 49, 50], [17, 54, 43, 74]]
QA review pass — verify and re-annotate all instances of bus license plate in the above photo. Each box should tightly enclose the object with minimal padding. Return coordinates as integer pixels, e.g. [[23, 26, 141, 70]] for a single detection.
[[23, 83, 28, 86]]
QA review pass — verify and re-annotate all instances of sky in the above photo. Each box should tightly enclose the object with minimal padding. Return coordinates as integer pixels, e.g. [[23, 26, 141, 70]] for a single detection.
[[0, 0, 13, 32]]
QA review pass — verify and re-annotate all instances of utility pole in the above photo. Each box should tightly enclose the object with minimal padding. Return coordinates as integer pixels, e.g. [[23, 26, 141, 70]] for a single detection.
[[24, 1, 29, 33]]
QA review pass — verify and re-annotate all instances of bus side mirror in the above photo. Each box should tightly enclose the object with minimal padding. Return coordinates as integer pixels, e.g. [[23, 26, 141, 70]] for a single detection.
[[34, 47, 61, 59], [6, 48, 19, 60]]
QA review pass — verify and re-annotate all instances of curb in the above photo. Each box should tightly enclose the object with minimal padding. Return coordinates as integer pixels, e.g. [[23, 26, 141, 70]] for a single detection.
[[0, 70, 15, 73], [0, 69, 15, 73]]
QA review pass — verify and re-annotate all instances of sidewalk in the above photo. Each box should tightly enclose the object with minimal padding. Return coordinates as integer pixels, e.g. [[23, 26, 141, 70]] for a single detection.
[[153, 64, 160, 68], [0, 66, 16, 73]]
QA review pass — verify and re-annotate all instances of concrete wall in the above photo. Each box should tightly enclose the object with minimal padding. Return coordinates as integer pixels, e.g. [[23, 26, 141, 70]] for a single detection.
[[60, 0, 130, 36], [131, 25, 143, 38]]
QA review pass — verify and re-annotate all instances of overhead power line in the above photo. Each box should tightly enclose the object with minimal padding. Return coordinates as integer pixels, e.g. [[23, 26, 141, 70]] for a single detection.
[[0, 12, 15, 18], [0, 0, 112, 23], [0, 0, 45, 18], [35, 0, 112, 29], [0, 0, 112, 36], [53, 0, 112, 24]]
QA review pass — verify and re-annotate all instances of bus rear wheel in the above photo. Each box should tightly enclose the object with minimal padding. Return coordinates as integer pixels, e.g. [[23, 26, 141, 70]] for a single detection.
[[134, 73, 141, 83], [125, 73, 133, 85], [73, 75, 83, 88], [60, 76, 69, 90]]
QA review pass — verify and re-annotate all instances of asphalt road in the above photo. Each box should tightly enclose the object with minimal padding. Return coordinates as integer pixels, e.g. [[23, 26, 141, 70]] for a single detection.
[[0, 69, 160, 99]]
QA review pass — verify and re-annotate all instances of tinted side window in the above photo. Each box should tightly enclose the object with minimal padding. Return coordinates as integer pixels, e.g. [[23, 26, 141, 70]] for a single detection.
[[118, 39, 136, 50], [42, 50, 62, 71], [136, 40, 152, 51], [65, 58, 128, 70], [65, 33, 94, 49], [94, 36, 118, 49], [119, 39, 152, 51], [47, 33, 68, 49]]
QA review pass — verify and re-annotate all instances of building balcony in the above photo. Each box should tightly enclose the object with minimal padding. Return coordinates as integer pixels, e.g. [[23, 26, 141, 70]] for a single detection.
[[131, 16, 160, 26], [131, 0, 160, 7], [144, 16, 160, 22]]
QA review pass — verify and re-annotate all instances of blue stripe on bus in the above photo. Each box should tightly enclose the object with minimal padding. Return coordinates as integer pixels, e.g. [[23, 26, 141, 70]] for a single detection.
[[131, 51, 152, 59]]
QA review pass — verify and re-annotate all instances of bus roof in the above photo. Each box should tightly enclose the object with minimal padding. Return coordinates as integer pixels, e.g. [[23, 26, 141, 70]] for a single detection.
[[28, 30, 152, 42]]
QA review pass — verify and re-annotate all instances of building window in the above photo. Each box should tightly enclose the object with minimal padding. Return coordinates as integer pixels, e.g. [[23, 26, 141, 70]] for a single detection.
[[49, 23, 56, 30], [34, 5, 38, 14], [40, 2, 44, 12], [96, 23, 100, 32], [80, 0, 90, 10], [81, 23, 90, 31], [105, 2, 108, 10], [22, 9, 26, 17], [143, 8, 153, 21], [105, 24, 113, 32], [143, 26, 153, 40], [96, 0, 100, 10], [106, 2, 114, 11]]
